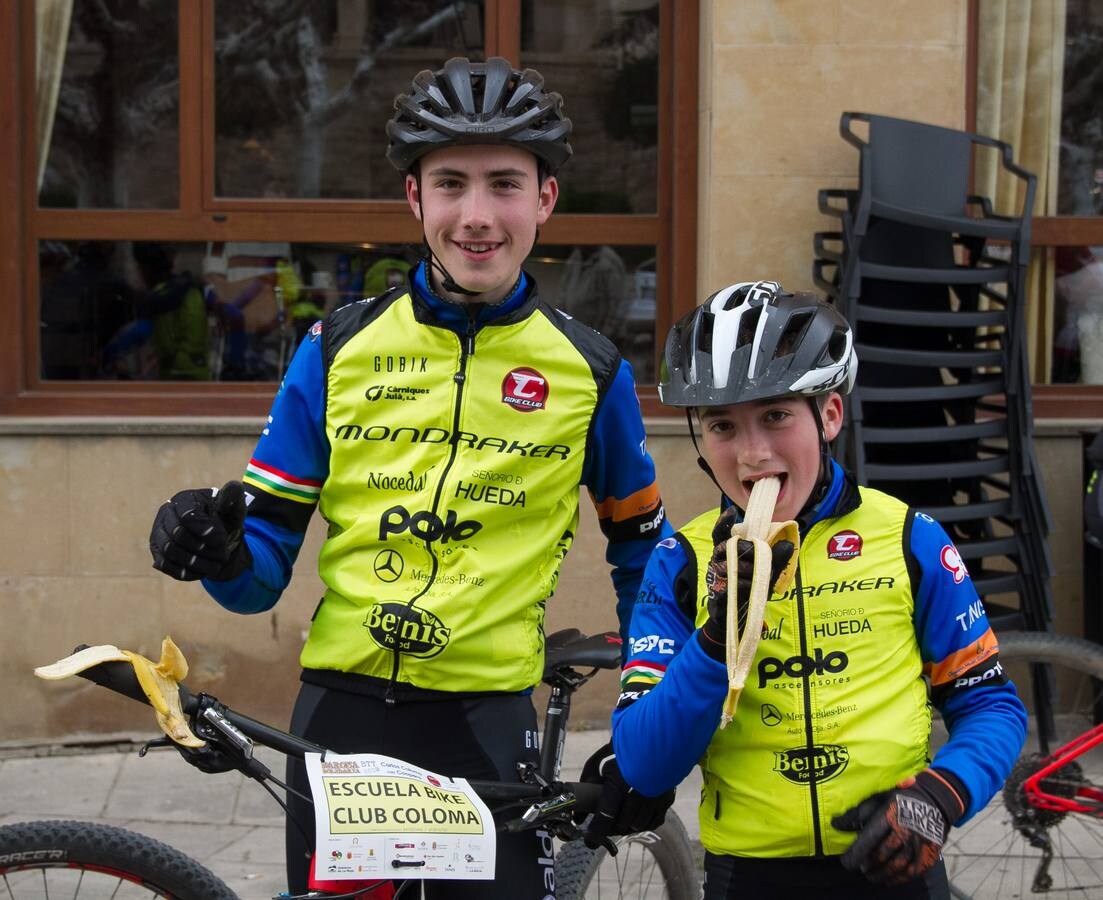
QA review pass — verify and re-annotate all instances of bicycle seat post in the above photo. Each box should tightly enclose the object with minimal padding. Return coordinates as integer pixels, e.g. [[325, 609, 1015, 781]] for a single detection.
[[540, 680, 571, 782]]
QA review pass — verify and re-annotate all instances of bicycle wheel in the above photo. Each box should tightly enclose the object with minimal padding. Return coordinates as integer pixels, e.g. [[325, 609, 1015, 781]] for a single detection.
[[555, 812, 701, 900], [0, 819, 238, 899], [942, 631, 1103, 899]]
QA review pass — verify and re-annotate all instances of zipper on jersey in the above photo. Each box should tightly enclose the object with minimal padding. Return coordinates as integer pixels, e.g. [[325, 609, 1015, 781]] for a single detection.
[[794, 565, 825, 855], [385, 317, 476, 704]]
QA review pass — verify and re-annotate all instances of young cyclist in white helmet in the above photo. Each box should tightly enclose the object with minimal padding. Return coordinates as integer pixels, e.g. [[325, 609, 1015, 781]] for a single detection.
[[597, 281, 1026, 898]]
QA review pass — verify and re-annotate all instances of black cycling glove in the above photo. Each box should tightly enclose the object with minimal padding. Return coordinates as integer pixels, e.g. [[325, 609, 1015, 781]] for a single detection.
[[174, 741, 243, 775], [579, 741, 676, 849], [833, 768, 967, 886], [699, 506, 794, 662], [150, 480, 251, 582]]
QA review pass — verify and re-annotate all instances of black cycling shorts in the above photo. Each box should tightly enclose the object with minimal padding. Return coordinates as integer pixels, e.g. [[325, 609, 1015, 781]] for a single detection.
[[703, 851, 950, 900], [285, 682, 554, 898]]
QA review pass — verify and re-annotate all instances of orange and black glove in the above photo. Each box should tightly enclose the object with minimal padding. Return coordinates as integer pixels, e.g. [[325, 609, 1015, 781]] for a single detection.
[[832, 768, 968, 886], [698, 505, 794, 662]]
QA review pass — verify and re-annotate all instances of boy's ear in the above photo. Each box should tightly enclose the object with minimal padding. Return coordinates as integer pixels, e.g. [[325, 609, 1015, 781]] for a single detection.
[[821, 393, 844, 441], [405, 174, 422, 221]]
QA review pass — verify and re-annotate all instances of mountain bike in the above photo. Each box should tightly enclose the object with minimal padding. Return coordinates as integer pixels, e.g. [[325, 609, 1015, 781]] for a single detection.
[[0, 628, 700, 900], [942, 630, 1103, 899]]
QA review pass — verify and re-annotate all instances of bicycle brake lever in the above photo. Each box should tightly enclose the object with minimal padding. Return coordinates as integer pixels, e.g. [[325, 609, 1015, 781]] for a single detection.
[[137, 737, 175, 757]]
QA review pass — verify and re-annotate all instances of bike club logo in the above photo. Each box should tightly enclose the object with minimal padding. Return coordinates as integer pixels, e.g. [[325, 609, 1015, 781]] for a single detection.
[[940, 544, 968, 584], [501, 367, 549, 412], [364, 602, 451, 657], [373, 549, 404, 583], [827, 530, 862, 561], [773, 744, 850, 785]]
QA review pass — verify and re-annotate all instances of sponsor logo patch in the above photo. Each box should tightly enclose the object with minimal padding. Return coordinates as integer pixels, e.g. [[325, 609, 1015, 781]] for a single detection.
[[940, 545, 968, 584], [758, 649, 850, 688], [372, 549, 404, 583], [772, 744, 850, 784], [828, 530, 862, 560], [502, 367, 549, 412], [363, 602, 450, 657]]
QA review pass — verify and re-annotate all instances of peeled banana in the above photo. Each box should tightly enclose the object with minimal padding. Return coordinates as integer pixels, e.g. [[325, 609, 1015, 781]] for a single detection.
[[35, 637, 205, 748]]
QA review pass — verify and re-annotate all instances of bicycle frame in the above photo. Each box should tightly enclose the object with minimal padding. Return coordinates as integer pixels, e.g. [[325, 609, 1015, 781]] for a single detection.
[[1023, 721, 1103, 816], [72, 631, 614, 831]]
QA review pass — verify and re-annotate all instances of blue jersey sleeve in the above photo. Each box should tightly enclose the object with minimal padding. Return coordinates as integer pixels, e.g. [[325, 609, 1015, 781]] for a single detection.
[[610, 537, 727, 796], [581, 359, 673, 639], [203, 326, 329, 614], [910, 511, 1027, 822]]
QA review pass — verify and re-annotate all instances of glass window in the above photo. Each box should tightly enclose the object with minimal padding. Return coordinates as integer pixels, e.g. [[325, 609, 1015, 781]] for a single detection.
[[1052, 245, 1103, 385], [39, 239, 418, 382], [529, 244, 657, 382], [522, 0, 658, 214], [37, 0, 180, 209], [1058, 3, 1103, 216], [976, 0, 1103, 389], [213, 0, 485, 200]]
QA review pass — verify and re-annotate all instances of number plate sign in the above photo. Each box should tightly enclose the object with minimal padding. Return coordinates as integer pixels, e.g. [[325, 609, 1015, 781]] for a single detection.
[[305, 752, 496, 881]]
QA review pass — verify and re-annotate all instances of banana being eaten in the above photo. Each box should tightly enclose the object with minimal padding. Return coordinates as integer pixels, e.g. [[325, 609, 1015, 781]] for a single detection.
[[34, 636, 205, 748]]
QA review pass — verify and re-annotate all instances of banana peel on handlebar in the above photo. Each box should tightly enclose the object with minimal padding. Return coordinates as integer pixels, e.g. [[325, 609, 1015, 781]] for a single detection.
[[34, 636, 205, 748]]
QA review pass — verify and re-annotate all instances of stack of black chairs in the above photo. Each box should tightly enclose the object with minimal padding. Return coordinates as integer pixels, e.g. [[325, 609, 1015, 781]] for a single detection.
[[813, 111, 1053, 633]]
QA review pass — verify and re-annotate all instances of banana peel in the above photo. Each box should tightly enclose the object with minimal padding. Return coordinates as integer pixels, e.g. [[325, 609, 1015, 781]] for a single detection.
[[721, 477, 801, 727], [34, 637, 205, 748]]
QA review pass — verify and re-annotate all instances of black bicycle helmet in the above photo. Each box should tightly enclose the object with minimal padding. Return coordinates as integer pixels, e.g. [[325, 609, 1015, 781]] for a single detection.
[[386, 57, 572, 174], [659, 281, 857, 408]]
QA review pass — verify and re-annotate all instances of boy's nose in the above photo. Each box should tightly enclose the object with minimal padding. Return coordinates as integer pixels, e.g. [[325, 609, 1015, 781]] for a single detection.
[[735, 429, 771, 465], [459, 189, 493, 230]]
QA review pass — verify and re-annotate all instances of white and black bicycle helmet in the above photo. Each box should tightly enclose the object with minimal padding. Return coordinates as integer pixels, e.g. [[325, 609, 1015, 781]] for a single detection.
[[386, 57, 573, 175], [659, 281, 857, 408]]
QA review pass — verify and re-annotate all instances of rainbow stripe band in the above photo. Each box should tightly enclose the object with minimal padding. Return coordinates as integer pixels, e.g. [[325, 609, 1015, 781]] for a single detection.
[[243, 459, 322, 504]]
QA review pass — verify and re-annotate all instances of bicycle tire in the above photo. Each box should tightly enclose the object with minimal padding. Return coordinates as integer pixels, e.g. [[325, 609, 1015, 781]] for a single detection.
[[942, 631, 1103, 900], [555, 811, 701, 900], [0, 819, 238, 899]]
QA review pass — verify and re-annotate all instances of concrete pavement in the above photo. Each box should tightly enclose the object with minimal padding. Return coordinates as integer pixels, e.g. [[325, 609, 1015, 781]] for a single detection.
[[0, 731, 703, 900]]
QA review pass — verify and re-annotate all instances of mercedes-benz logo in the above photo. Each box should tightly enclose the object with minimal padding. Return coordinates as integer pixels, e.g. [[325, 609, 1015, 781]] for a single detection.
[[761, 703, 783, 727], [373, 549, 404, 583]]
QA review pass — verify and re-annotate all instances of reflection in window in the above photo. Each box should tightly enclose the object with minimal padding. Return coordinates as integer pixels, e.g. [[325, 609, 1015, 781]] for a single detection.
[[37, 0, 180, 208], [1053, 245, 1103, 385], [1059, 2, 1103, 216], [38, 240, 655, 383], [522, 0, 658, 215], [529, 245, 656, 382], [214, 0, 484, 200], [39, 240, 418, 382]]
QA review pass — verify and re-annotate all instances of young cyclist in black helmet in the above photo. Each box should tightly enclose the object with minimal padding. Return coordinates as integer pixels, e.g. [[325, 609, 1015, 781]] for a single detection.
[[147, 57, 673, 896], [597, 281, 1026, 898]]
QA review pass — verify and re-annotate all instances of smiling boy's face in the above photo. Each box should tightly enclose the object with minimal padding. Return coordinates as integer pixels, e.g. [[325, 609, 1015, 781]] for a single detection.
[[405, 143, 558, 304], [698, 393, 843, 522]]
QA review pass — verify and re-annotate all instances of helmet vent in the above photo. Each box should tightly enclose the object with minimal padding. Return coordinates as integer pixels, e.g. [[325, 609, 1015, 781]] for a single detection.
[[777, 311, 813, 357], [697, 311, 716, 355], [823, 326, 849, 364], [736, 308, 761, 349]]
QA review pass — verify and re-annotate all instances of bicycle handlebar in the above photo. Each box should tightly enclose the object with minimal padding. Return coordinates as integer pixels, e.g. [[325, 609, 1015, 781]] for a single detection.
[[72, 647, 603, 812]]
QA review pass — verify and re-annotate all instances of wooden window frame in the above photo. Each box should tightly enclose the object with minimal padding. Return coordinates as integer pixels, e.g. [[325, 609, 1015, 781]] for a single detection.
[[0, 0, 697, 417], [968, 0, 1103, 418]]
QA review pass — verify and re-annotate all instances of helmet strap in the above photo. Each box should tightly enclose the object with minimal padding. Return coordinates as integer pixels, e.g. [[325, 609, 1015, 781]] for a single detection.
[[798, 396, 833, 525], [686, 409, 725, 495]]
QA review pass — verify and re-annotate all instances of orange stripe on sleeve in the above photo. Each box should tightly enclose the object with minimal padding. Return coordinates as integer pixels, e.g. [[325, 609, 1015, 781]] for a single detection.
[[924, 627, 1000, 687], [592, 482, 662, 522]]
